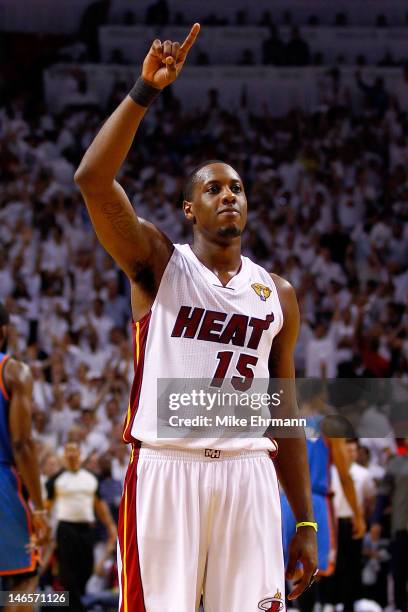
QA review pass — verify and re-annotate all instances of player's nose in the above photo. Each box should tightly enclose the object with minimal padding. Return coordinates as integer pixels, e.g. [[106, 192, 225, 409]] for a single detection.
[[221, 188, 236, 204]]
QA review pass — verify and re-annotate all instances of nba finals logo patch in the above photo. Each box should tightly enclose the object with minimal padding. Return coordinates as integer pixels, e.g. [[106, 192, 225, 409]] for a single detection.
[[258, 588, 284, 611], [251, 283, 272, 302]]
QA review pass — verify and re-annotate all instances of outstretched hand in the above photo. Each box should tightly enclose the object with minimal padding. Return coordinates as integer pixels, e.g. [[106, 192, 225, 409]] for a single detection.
[[142, 23, 200, 89], [286, 527, 318, 601]]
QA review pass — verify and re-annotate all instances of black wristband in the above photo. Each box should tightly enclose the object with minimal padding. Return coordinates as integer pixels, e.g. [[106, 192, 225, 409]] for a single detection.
[[129, 77, 161, 107]]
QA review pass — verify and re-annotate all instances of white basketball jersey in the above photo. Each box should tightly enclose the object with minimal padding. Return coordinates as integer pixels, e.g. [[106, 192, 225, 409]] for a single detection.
[[124, 244, 283, 451]]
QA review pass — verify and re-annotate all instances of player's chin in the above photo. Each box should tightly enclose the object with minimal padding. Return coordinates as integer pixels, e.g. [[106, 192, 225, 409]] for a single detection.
[[216, 224, 243, 239]]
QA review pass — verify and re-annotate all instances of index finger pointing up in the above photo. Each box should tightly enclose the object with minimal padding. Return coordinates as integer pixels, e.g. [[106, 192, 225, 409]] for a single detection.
[[179, 23, 200, 58]]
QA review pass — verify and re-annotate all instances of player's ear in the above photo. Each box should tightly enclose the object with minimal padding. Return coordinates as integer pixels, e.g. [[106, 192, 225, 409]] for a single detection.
[[183, 199, 196, 223]]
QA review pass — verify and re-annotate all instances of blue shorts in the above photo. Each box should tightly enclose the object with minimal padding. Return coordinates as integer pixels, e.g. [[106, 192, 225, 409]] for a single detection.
[[0, 464, 37, 575], [281, 492, 336, 576]]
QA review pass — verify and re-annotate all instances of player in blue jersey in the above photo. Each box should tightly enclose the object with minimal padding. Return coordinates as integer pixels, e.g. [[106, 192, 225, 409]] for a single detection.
[[281, 380, 365, 611], [0, 303, 49, 611]]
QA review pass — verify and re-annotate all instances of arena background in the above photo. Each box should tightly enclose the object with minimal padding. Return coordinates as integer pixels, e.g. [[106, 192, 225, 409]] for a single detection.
[[1, 0, 408, 610]]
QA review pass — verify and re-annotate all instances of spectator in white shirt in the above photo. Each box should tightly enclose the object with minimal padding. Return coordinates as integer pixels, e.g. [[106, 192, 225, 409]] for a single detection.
[[32, 409, 58, 450], [305, 320, 337, 378], [31, 361, 53, 411], [75, 298, 114, 348], [346, 439, 376, 520], [38, 303, 69, 355], [74, 362, 99, 407], [78, 408, 110, 458], [96, 397, 121, 436], [49, 386, 78, 444], [71, 250, 95, 315], [40, 225, 69, 273], [338, 191, 363, 231], [310, 247, 346, 291], [110, 440, 130, 486], [0, 251, 14, 300], [79, 329, 111, 377], [330, 306, 356, 375], [102, 278, 129, 330], [388, 223, 408, 267]]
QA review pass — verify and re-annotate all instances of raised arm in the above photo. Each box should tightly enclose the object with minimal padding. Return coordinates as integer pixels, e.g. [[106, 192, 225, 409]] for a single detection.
[[74, 24, 200, 317], [269, 274, 317, 600]]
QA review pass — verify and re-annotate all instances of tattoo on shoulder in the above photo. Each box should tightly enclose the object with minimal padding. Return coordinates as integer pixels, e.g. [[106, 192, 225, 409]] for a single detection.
[[101, 202, 139, 241]]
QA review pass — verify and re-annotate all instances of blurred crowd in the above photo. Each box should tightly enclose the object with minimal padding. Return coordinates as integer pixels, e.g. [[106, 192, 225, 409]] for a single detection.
[[77, 0, 408, 31], [1, 16, 408, 608], [62, 0, 408, 68]]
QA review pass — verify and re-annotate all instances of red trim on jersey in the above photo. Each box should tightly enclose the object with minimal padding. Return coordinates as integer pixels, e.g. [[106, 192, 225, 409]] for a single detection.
[[123, 312, 152, 444], [269, 438, 278, 458], [0, 355, 10, 401], [118, 447, 146, 612]]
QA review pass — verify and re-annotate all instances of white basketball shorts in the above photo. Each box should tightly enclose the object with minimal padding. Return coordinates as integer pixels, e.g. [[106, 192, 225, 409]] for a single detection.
[[118, 445, 285, 612]]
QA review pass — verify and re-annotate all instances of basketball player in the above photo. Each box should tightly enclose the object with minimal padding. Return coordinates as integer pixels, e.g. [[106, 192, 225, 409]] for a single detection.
[[0, 303, 49, 611], [75, 24, 318, 611], [281, 381, 366, 612]]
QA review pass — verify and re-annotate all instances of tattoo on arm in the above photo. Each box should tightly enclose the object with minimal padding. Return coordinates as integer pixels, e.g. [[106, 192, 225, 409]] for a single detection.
[[101, 202, 139, 241]]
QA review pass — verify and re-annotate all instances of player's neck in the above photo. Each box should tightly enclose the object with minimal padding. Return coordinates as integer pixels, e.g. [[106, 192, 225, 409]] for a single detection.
[[191, 235, 242, 278]]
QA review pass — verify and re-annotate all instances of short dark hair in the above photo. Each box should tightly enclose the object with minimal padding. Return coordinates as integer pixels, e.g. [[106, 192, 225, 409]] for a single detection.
[[183, 159, 229, 201], [0, 303, 9, 326]]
